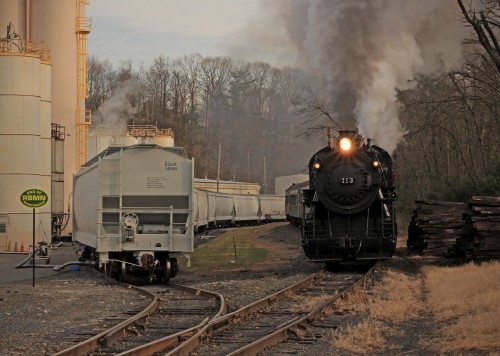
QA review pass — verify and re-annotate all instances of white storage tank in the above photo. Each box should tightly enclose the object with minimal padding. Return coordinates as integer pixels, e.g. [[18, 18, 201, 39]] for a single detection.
[[73, 144, 194, 270], [1, 0, 84, 238], [89, 126, 137, 158], [39, 59, 52, 238], [151, 135, 174, 147], [0, 39, 51, 251], [89, 125, 175, 158], [31, 0, 79, 225]]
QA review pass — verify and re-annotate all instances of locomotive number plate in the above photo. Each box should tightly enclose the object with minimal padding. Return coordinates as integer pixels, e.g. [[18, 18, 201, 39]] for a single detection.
[[340, 177, 355, 184]]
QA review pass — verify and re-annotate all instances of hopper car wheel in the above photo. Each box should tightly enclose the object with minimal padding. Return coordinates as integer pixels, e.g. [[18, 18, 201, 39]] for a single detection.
[[109, 261, 118, 279], [156, 258, 171, 285]]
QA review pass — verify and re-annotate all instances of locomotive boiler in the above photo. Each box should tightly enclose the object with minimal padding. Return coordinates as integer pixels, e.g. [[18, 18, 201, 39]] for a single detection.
[[300, 130, 397, 263]]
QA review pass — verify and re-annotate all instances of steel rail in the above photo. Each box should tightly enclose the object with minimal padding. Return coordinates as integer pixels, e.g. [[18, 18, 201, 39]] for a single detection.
[[166, 271, 324, 356], [53, 283, 226, 356], [167, 264, 376, 355], [227, 263, 377, 355], [52, 285, 159, 356]]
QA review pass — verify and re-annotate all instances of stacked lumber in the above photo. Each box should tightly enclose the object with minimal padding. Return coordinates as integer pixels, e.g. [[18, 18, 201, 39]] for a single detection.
[[458, 196, 500, 261], [407, 200, 466, 257]]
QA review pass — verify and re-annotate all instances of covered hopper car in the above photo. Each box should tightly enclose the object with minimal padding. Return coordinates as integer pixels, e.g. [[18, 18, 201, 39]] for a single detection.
[[74, 144, 286, 283], [73, 144, 194, 283], [192, 189, 285, 231]]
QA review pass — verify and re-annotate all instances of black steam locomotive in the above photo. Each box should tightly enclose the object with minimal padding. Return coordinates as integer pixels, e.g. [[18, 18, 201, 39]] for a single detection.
[[290, 130, 397, 263]]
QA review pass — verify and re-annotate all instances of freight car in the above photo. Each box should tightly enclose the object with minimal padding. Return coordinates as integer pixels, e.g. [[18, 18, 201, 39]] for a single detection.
[[192, 189, 285, 231], [287, 130, 397, 263], [74, 144, 286, 283], [73, 144, 194, 283]]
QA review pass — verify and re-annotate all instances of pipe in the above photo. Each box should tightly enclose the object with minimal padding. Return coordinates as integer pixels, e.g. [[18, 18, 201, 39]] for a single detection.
[[14, 247, 43, 269], [52, 261, 97, 271], [26, 0, 30, 40], [14, 244, 96, 270], [16, 261, 96, 270]]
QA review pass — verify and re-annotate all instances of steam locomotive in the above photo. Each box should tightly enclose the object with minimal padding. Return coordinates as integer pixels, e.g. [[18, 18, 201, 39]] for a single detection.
[[286, 130, 397, 263]]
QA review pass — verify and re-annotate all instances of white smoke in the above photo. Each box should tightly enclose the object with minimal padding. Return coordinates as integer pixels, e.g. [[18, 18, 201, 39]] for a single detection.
[[92, 79, 137, 128], [244, 0, 466, 153]]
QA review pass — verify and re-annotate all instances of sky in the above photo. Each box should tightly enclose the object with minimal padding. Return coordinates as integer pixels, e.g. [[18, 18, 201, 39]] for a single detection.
[[86, 0, 467, 154], [86, 0, 268, 65]]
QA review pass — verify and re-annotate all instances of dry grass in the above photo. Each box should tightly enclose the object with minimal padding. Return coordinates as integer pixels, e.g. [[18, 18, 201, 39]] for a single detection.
[[423, 261, 500, 352], [333, 269, 423, 322], [330, 268, 424, 352], [369, 269, 423, 322], [288, 294, 332, 312], [331, 317, 387, 353]]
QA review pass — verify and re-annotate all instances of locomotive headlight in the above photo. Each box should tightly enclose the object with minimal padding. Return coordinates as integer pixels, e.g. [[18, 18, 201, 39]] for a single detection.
[[314, 162, 321, 169], [339, 138, 352, 151], [373, 161, 379, 167]]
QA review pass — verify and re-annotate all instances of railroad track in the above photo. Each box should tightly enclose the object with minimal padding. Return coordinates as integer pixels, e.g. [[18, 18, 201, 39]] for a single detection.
[[51, 262, 374, 355], [168, 263, 376, 355], [53, 282, 226, 356]]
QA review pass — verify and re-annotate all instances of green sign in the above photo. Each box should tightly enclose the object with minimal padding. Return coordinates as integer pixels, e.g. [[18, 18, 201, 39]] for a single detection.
[[20, 189, 48, 208]]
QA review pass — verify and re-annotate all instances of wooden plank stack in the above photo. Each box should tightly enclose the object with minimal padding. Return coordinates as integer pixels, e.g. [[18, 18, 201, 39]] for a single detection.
[[457, 196, 500, 261], [407, 200, 466, 257]]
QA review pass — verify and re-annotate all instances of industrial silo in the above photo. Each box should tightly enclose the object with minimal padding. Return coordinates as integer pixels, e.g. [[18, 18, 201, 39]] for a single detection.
[[0, 35, 51, 251], [88, 126, 176, 158], [31, 0, 80, 234], [1, 0, 91, 239], [88, 126, 139, 159], [39, 58, 52, 240]]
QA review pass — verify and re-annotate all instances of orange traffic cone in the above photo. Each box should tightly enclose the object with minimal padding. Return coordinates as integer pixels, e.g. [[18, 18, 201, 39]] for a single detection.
[[20, 242, 24, 252]]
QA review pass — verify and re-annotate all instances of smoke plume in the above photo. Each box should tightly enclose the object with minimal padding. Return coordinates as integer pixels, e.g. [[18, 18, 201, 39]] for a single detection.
[[247, 0, 466, 153], [91, 79, 137, 128]]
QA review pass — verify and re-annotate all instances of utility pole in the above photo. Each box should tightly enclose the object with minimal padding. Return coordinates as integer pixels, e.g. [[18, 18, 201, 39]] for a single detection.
[[263, 156, 266, 194], [217, 143, 221, 192], [247, 152, 250, 182]]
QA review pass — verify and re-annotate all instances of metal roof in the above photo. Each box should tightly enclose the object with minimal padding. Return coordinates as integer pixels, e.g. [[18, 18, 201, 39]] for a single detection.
[[81, 144, 188, 168]]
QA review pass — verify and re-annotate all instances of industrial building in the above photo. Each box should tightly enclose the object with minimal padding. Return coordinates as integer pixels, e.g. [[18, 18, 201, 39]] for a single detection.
[[0, 0, 90, 251]]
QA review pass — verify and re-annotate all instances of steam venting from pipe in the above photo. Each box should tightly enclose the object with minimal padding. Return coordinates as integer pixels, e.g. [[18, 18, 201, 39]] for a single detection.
[[249, 0, 465, 153], [91, 79, 137, 128]]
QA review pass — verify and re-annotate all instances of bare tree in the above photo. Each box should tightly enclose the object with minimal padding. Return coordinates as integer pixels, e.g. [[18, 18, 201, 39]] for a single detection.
[[291, 87, 342, 138], [458, 0, 500, 73], [87, 56, 115, 113]]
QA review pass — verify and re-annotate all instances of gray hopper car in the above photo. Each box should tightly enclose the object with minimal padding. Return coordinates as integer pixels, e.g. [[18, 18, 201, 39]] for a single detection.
[[73, 144, 194, 283], [192, 189, 285, 231]]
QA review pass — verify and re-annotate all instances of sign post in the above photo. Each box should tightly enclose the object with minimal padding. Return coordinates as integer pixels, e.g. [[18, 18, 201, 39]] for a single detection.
[[20, 189, 48, 287]]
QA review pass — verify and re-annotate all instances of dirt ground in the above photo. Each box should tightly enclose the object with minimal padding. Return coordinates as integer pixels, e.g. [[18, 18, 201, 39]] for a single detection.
[[1, 222, 498, 355], [185, 223, 499, 355]]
